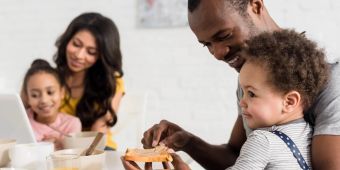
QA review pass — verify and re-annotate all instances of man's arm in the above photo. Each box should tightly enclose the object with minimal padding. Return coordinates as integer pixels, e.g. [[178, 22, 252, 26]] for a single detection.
[[310, 63, 340, 170], [183, 116, 247, 170], [312, 136, 340, 170]]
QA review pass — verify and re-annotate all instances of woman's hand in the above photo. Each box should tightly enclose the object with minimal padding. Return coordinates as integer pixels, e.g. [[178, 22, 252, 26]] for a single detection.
[[91, 112, 112, 133]]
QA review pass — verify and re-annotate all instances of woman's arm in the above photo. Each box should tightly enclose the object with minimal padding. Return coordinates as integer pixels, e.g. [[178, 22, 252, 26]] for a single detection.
[[111, 91, 124, 112], [91, 83, 124, 133], [111, 76, 125, 112]]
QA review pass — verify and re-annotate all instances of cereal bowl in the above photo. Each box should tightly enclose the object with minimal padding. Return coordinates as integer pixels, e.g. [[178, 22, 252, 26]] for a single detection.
[[8, 142, 54, 169], [51, 148, 106, 170], [0, 139, 16, 166], [62, 131, 106, 150]]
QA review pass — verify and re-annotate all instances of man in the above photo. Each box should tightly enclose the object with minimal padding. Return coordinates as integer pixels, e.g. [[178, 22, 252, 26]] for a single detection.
[[122, 0, 340, 169]]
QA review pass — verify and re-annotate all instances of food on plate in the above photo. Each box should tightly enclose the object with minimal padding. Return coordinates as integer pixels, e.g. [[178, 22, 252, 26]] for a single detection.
[[124, 145, 173, 162]]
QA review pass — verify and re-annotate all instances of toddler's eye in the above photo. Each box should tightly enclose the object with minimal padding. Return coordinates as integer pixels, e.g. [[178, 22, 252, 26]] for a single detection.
[[248, 91, 255, 98]]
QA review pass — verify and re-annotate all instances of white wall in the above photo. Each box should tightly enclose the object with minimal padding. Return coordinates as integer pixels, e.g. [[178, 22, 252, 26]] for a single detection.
[[0, 0, 339, 156]]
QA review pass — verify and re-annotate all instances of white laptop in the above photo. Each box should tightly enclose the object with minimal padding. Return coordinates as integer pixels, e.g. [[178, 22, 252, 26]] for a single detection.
[[0, 93, 36, 143]]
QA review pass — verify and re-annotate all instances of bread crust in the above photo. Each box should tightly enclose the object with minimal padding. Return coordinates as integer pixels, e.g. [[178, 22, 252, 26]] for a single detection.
[[124, 146, 173, 162]]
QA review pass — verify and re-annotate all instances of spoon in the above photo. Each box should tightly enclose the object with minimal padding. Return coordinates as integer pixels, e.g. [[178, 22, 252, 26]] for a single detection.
[[81, 132, 104, 156], [48, 125, 72, 137]]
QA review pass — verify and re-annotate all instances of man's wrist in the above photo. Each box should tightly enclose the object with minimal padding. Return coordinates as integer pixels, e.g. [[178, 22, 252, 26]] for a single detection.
[[182, 132, 199, 153]]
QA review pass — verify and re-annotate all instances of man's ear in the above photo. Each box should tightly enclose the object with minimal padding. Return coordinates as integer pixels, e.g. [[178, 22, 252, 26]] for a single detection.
[[282, 91, 301, 113], [248, 0, 264, 15]]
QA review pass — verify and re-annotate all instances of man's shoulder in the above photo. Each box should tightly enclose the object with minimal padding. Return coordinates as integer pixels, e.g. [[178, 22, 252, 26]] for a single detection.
[[330, 61, 340, 79], [307, 62, 340, 133], [311, 62, 340, 99], [319, 62, 340, 97]]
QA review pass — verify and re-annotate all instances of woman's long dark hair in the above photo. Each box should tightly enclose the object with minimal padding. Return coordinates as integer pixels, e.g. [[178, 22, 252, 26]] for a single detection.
[[53, 12, 123, 130]]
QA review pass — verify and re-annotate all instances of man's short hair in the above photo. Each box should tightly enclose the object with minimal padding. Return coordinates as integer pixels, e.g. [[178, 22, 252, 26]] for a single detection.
[[188, 0, 249, 15]]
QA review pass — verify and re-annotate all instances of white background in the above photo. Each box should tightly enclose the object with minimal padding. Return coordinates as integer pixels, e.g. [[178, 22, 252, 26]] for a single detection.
[[0, 0, 339, 168]]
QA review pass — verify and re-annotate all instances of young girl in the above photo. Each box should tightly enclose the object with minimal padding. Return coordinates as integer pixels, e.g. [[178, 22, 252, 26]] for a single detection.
[[227, 29, 329, 169], [54, 12, 125, 150], [22, 59, 81, 150]]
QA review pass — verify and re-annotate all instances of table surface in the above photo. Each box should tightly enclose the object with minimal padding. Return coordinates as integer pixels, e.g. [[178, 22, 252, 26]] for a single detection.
[[4, 150, 203, 170], [105, 150, 124, 169], [4, 150, 124, 170]]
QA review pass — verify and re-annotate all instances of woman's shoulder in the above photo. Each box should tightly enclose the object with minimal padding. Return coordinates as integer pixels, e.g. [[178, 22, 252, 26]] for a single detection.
[[115, 74, 125, 93]]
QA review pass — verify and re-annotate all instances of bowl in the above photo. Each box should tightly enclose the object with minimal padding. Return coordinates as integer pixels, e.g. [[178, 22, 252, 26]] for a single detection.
[[62, 131, 106, 150], [51, 148, 106, 170], [8, 142, 54, 169], [0, 139, 16, 166]]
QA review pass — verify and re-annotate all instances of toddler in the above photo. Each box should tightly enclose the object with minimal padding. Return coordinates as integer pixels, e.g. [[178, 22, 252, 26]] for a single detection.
[[228, 29, 329, 169]]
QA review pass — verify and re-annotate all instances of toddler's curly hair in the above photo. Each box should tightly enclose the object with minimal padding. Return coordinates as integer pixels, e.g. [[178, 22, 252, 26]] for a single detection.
[[244, 29, 329, 110]]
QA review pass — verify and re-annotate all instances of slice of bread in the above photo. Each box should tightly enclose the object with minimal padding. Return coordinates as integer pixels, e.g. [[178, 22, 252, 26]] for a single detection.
[[124, 145, 173, 162]]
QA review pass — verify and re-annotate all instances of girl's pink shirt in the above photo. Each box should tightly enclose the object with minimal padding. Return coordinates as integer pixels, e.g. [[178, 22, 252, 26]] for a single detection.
[[27, 109, 81, 141]]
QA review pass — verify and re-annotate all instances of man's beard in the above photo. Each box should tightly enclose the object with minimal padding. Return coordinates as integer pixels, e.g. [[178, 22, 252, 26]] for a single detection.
[[244, 15, 260, 37]]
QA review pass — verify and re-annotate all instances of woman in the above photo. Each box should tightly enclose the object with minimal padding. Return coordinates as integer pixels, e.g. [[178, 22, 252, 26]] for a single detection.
[[54, 12, 124, 150]]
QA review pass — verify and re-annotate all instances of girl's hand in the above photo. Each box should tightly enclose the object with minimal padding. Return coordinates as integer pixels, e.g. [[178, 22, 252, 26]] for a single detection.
[[42, 134, 63, 150]]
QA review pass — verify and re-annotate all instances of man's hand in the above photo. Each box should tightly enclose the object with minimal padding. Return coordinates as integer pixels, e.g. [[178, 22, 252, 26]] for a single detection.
[[142, 120, 194, 151], [171, 153, 191, 170], [121, 157, 142, 170]]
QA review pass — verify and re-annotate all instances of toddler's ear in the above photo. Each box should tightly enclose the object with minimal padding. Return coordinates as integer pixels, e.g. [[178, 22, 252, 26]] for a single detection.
[[282, 91, 301, 113]]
